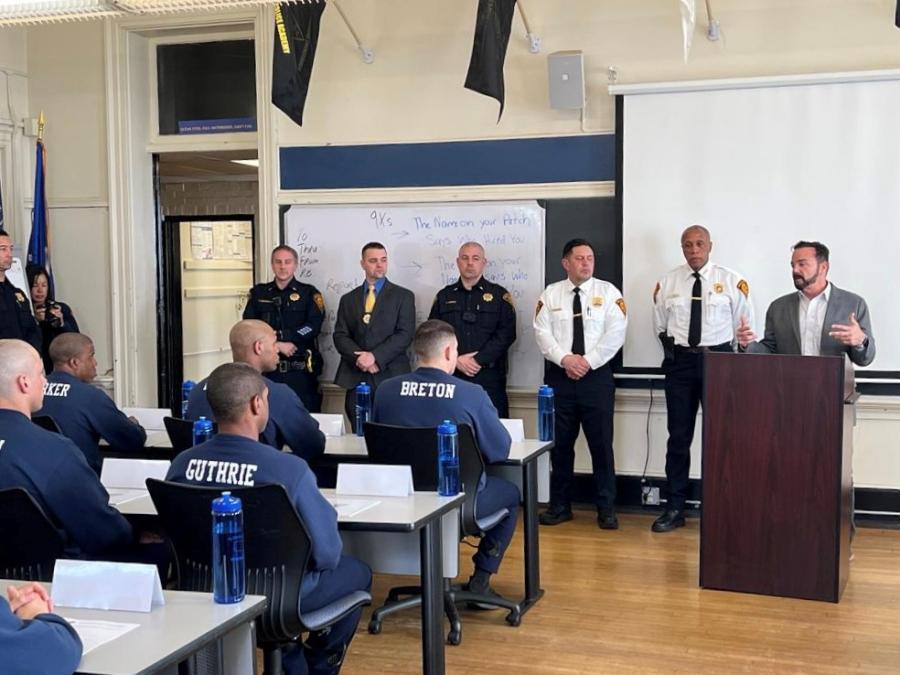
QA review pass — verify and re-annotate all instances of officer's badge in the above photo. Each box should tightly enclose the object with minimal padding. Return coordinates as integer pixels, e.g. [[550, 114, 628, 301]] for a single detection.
[[483, 293, 493, 302], [653, 282, 660, 303], [534, 300, 543, 318], [592, 296, 604, 307], [363, 313, 371, 325], [14, 292, 26, 303], [616, 298, 627, 316], [502, 292, 514, 307], [289, 292, 300, 302], [737, 280, 749, 298], [313, 293, 325, 312], [713, 283, 724, 294]]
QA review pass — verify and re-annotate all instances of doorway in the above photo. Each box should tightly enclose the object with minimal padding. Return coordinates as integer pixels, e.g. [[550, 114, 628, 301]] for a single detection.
[[155, 151, 258, 411]]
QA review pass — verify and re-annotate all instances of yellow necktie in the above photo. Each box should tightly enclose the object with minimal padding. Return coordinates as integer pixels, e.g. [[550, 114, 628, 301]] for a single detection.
[[364, 284, 376, 313]]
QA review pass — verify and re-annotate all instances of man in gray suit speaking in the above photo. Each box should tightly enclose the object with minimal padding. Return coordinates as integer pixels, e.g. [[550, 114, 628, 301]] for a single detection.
[[736, 240, 875, 368], [333, 242, 416, 423]]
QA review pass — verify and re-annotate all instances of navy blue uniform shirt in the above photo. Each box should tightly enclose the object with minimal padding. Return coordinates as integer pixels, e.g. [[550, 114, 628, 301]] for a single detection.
[[166, 433, 342, 589], [36, 371, 147, 475], [243, 279, 325, 369], [373, 367, 512, 464], [35, 300, 79, 374], [0, 598, 82, 675], [0, 409, 134, 558], [185, 377, 325, 462], [429, 277, 516, 370], [0, 278, 40, 350]]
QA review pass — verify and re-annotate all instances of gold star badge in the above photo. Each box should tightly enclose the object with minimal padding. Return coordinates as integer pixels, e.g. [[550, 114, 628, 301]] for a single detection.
[[713, 283, 724, 294], [616, 298, 627, 316], [483, 292, 494, 302], [313, 293, 325, 312], [290, 292, 300, 302]]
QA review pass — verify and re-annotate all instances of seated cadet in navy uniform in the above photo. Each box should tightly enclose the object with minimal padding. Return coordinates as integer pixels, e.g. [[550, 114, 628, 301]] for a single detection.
[[35, 333, 146, 475], [168, 362, 371, 675], [428, 242, 516, 417], [186, 320, 325, 463], [1, 582, 82, 674], [0, 230, 41, 350], [372, 319, 519, 604], [0, 339, 134, 560], [243, 245, 326, 412]]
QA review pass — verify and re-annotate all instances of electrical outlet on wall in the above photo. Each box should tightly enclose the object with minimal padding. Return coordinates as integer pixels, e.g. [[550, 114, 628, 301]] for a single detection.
[[641, 486, 661, 506]]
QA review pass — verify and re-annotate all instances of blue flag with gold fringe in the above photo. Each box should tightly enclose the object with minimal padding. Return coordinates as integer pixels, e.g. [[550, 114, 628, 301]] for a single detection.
[[28, 136, 54, 296]]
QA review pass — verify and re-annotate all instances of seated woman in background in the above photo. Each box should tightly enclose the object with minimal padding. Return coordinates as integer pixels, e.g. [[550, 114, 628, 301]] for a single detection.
[[27, 265, 79, 373]]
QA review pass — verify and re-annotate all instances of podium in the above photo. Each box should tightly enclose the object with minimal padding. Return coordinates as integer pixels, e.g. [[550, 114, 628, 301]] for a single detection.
[[700, 352, 852, 603]]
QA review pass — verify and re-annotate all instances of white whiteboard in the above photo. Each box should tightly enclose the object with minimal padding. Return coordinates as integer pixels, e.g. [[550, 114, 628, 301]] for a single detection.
[[283, 201, 545, 387], [621, 75, 900, 371]]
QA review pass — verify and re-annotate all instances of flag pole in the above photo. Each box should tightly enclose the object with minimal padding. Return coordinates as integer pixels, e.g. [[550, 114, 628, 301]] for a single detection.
[[37, 110, 45, 143]]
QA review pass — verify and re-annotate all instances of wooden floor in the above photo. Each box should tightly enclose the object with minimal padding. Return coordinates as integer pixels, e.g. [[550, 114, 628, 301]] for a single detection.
[[328, 510, 900, 674]]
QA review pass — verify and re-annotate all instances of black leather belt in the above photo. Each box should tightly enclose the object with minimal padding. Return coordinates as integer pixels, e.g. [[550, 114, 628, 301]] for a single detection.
[[278, 360, 308, 372], [674, 341, 732, 354]]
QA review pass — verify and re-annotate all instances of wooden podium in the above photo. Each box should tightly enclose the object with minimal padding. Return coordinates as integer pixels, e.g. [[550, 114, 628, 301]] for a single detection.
[[700, 352, 852, 603]]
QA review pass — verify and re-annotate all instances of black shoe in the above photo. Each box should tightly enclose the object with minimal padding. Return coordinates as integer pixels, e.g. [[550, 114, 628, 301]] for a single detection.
[[539, 504, 573, 526], [651, 509, 685, 533], [466, 573, 503, 610], [597, 508, 619, 530]]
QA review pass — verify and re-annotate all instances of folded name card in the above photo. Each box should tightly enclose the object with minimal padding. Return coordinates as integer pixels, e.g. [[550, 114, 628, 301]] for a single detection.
[[52, 560, 165, 613], [500, 418, 525, 442], [311, 413, 346, 437], [336, 463, 414, 498], [100, 458, 171, 490]]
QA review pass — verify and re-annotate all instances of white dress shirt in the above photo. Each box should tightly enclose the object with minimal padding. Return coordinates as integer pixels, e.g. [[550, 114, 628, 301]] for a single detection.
[[653, 262, 753, 348], [798, 283, 831, 356], [534, 277, 628, 370]]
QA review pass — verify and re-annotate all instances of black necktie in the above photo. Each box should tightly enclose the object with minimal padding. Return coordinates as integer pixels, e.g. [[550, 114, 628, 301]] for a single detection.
[[688, 272, 702, 347], [572, 287, 585, 355]]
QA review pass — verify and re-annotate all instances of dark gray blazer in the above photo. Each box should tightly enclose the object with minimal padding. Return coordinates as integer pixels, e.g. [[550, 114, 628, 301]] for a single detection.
[[333, 279, 416, 389], [747, 284, 875, 367]]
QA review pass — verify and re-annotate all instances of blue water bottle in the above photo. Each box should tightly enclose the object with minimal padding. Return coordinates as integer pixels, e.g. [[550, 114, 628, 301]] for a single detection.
[[181, 380, 196, 418], [193, 416, 213, 446], [211, 492, 245, 604], [355, 382, 372, 437], [538, 385, 555, 442], [437, 420, 460, 496]]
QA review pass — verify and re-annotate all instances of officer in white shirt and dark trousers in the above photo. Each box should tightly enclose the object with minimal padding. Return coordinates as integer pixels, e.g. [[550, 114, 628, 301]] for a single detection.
[[651, 225, 753, 533], [534, 239, 628, 529]]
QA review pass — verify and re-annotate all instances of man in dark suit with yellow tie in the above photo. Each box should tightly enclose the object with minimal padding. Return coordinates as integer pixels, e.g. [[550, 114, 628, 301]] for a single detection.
[[333, 242, 416, 422]]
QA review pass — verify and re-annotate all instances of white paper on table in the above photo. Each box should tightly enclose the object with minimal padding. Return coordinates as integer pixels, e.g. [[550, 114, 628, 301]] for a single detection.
[[61, 618, 140, 654], [327, 497, 381, 518], [311, 413, 345, 437], [499, 418, 525, 442], [52, 560, 165, 613], [121, 407, 169, 431], [335, 464, 413, 497], [101, 458, 170, 490], [106, 489, 148, 507]]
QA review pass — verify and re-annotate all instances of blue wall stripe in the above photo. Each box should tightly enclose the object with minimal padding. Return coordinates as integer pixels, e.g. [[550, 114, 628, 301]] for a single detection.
[[279, 134, 615, 190]]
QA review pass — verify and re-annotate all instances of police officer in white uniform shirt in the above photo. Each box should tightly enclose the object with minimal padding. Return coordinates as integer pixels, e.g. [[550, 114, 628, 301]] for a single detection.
[[534, 238, 627, 529], [651, 224, 753, 533]]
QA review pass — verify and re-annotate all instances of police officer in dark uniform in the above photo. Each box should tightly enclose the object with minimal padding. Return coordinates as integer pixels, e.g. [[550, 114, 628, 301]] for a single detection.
[[0, 230, 40, 350], [428, 242, 516, 417], [243, 245, 325, 412]]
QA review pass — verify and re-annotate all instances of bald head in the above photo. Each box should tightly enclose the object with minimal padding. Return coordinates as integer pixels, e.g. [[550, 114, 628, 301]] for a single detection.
[[229, 320, 280, 373], [680, 224, 713, 272], [0, 339, 45, 413]]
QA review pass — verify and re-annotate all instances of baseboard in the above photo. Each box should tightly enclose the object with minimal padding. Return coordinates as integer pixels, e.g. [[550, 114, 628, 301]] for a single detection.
[[569, 475, 900, 524]]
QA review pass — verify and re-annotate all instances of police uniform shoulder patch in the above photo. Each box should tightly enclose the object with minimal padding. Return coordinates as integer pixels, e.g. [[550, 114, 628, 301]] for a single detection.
[[313, 292, 325, 312], [15, 292, 26, 304], [483, 292, 493, 302], [737, 280, 749, 298], [290, 292, 301, 302], [616, 298, 627, 316], [535, 299, 544, 319], [502, 291, 514, 307], [653, 282, 660, 304]]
